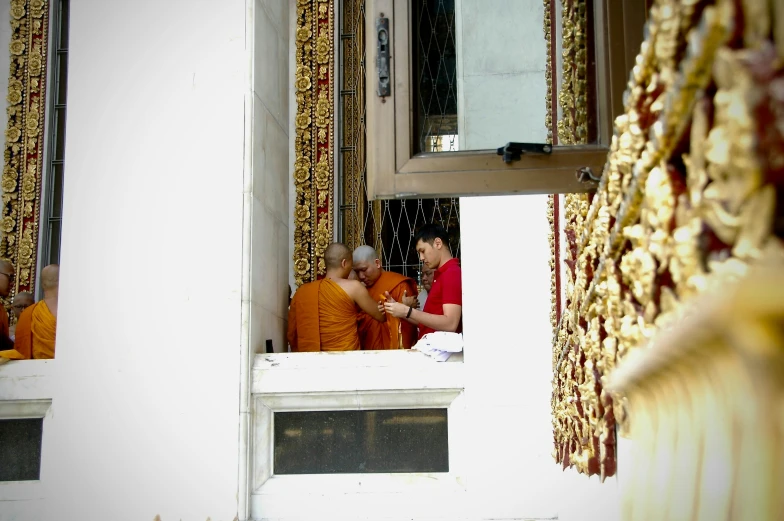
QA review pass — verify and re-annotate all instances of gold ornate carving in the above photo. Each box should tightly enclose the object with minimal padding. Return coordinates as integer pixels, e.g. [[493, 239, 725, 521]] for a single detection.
[[557, 0, 588, 145], [1, 0, 49, 297], [293, 0, 335, 286], [552, 0, 782, 481]]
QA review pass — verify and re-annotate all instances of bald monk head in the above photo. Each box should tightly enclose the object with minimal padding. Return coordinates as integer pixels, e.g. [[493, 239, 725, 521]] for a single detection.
[[324, 243, 354, 279], [0, 259, 13, 298], [11, 292, 34, 319], [352, 245, 384, 287], [41, 264, 59, 296]]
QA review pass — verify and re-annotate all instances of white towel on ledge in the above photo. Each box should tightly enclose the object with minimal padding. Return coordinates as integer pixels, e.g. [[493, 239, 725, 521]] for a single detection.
[[413, 332, 463, 362]]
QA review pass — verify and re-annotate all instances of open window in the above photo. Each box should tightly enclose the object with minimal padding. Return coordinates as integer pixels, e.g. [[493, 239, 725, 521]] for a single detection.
[[365, 0, 642, 199]]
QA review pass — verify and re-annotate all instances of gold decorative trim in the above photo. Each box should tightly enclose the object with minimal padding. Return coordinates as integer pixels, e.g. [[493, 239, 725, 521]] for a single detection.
[[1, 0, 49, 296], [293, 0, 335, 286], [556, 0, 588, 145]]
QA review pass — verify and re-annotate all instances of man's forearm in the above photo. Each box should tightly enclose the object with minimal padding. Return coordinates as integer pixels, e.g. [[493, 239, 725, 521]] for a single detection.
[[408, 308, 457, 332]]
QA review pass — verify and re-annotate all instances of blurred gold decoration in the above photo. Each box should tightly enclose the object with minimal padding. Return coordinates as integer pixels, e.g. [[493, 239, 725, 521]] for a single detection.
[[607, 247, 784, 521], [551, 0, 783, 481]]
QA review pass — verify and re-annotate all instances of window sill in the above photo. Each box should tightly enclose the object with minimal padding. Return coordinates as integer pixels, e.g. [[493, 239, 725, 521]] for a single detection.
[[0, 359, 54, 402], [251, 350, 465, 396]]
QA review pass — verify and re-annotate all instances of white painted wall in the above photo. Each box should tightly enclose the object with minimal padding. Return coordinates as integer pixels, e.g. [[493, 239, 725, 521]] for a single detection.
[[456, 1, 621, 519], [41, 0, 248, 520], [251, 0, 291, 357]]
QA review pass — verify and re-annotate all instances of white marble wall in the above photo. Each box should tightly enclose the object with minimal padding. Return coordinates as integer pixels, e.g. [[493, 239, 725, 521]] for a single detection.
[[40, 0, 247, 520], [251, 0, 290, 356]]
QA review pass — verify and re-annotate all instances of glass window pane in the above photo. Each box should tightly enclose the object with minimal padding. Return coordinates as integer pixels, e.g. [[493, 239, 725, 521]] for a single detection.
[[0, 419, 44, 481], [50, 163, 64, 218], [54, 108, 67, 161], [411, 0, 581, 152], [59, 0, 70, 51], [57, 54, 68, 105], [48, 219, 61, 266], [274, 409, 449, 474]]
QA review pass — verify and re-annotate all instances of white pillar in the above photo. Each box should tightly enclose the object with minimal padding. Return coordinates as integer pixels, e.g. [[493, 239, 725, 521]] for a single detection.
[[42, 1, 248, 519], [456, 1, 621, 519]]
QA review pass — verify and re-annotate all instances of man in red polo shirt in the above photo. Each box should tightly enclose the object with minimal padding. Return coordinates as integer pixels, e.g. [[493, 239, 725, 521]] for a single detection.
[[382, 223, 462, 339]]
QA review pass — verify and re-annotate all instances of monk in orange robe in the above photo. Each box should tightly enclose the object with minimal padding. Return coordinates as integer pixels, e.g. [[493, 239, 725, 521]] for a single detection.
[[352, 245, 418, 350], [0, 259, 14, 356], [0, 264, 58, 361], [288, 243, 385, 352]]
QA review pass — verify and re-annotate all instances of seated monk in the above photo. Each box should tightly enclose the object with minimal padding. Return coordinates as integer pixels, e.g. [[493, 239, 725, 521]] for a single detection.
[[1, 264, 58, 360], [0, 259, 15, 354], [352, 245, 418, 350], [10, 291, 34, 341], [288, 243, 385, 352]]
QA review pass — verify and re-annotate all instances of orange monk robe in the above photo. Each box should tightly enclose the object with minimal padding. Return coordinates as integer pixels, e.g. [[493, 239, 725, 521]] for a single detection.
[[0, 305, 14, 355], [287, 279, 361, 352], [5, 302, 56, 360], [358, 271, 417, 350]]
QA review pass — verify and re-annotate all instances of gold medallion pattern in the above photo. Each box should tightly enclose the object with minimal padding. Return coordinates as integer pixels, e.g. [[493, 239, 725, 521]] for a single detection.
[[293, 0, 335, 286], [1, 0, 49, 298]]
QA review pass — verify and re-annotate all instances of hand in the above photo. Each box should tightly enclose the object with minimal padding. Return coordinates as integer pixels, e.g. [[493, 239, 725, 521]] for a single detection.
[[383, 292, 410, 318], [401, 290, 418, 309]]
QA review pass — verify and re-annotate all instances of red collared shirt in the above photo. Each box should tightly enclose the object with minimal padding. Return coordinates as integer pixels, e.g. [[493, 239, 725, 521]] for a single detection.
[[419, 258, 462, 338]]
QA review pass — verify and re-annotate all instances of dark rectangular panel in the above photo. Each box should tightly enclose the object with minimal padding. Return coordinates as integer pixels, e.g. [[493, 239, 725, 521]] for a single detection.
[[274, 409, 448, 474], [0, 418, 44, 481]]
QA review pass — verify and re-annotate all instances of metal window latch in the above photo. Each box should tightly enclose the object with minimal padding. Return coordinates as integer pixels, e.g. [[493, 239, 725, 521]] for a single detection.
[[576, 166, 602, 186], [376, 16, 391, 98], [496, 142, 552, 164]]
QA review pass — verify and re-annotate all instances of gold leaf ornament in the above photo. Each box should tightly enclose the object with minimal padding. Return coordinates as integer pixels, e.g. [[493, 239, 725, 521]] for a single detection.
[[294, 204, 310, 223], [314, 158, 329, 190], [315, 33, 330, 64], [295, 66, 312, 92], [9, 40, 25, 56], [1, 216, 15, 234], [293, 156, 310, 184]]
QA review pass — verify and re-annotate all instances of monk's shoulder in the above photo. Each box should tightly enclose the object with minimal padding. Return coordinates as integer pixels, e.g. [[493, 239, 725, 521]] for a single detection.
[[339, 279, 365, 299]]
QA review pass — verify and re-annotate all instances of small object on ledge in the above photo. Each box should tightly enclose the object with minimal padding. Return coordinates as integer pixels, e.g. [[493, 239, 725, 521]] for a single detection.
[[413, 332, 463, 362]]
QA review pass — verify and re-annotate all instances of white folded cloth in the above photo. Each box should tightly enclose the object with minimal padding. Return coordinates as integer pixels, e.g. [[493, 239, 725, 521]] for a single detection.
[[413, 332, 463, 362]]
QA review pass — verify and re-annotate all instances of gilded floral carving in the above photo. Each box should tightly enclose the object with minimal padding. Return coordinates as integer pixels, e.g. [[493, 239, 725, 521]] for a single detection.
[[293, 0, 334, 286], [1, 0, 50, 301], [551, 0, 781, 481]]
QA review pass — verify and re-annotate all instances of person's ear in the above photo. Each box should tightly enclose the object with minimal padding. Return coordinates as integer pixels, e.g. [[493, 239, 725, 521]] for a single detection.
[[434, 238, 442, 250], [375, 259, 382, 269]]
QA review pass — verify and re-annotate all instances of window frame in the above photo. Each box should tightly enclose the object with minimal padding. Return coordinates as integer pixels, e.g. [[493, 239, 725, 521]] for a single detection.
[[365, 0, 632, 200]]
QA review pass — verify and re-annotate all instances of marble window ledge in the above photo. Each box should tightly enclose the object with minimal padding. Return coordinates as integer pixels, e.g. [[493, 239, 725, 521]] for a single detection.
[[0, 360, 54, 402], [251, 350, 466, 396]]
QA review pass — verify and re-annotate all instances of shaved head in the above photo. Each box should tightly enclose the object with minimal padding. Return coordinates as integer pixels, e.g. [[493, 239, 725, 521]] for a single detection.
[[0, 259, 12, 273], [352, 245, 383, 286], [352, 245, 379, 264], [324, 243, 352, 270], [13, 292, 33, 306], [41, 264, 59, 292], [11, 291, 33, 317]]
